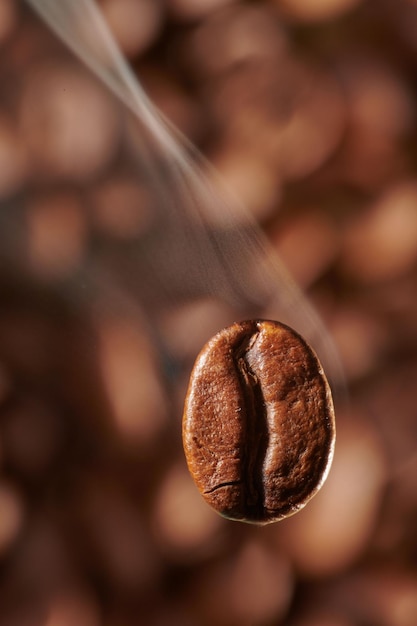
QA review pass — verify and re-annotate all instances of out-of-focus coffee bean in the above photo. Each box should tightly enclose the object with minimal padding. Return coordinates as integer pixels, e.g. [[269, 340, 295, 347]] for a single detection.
[[152, 461, 223, 561], [157, 297, 235, 362], [210, 61, 345, 181], [166, 0, 236, 22], [0, 481, 25, 555], [188, 539, 293, 626], [395, 3, 417, 53], [341, 60, 414, 140], [210, 149, 282, 222], [0, 114, 27, 199], [43, 588, 100, 626], [274, 0, 362, 22], [328, 566, 417, 626], [183, 320, 335, 524], [0, 0, 18, 46], [139, 68, 202, 141], [1, 397, 63, 478], [140, 602, 196, 626], [336, 60, 414, 189], [223, 540, 293, 625], [0, 603, 45, 626], [97, 316, 168, 447], [341, 182, 417, 283], [339, 134, 406, 190], [186, 4, 288, 78], [269, 71, 346, 180], [0, 310, 55, 381], [77, 479, 160, 594], [328, 308, 387, 381], [271, 210, 339, 287], [19, 62, 120, 182], [373, 452, 417, 566], [272, 413, 386, 576], [9, 514, 75, 595], [26, 191, 87, 280], [89, 176, 153, 240], [101, 0, 164, 59], [289, 610, 354, 626], [209, 59, 299, 141], [361, 363, 417, 472]]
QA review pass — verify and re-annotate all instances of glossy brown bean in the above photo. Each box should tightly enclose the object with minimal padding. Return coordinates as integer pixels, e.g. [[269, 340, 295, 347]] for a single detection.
[[183, 320, 336, 524]]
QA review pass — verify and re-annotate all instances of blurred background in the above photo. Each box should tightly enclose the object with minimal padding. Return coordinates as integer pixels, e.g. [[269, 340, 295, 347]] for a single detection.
[[1, 0, 417, 624]]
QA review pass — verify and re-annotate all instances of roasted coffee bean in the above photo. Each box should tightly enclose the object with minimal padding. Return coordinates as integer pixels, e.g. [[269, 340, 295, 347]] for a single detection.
[[182, 320, 336, 525]]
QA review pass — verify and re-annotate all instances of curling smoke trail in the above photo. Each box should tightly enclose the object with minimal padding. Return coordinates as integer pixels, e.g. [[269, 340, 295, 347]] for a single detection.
[[25, 0, 345, 394]]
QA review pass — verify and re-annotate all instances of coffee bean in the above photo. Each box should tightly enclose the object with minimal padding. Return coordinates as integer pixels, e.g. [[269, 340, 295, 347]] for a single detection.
[[182, 320, 336, 525]]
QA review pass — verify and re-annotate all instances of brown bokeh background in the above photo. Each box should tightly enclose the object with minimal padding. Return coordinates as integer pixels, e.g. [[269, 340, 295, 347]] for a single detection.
[[1, 0, 417, 624]]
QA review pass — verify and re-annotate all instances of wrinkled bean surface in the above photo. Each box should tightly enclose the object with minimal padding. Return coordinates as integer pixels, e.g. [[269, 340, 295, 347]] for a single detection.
[[183, 320, 336, 524]]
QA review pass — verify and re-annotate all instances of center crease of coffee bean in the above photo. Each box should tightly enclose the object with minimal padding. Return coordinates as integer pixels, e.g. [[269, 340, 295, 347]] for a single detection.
[[235, 330, 270, 519]]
